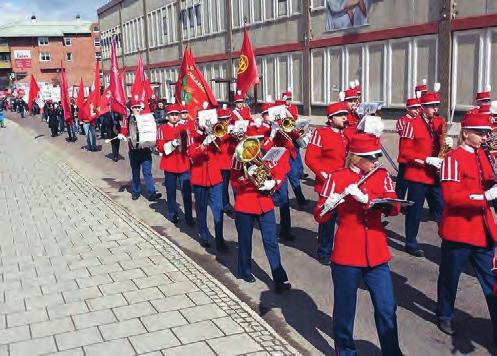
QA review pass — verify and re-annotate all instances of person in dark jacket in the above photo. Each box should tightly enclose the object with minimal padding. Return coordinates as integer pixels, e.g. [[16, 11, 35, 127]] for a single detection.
[[47, 103, 59, 137], [153, 100, 167, 125]]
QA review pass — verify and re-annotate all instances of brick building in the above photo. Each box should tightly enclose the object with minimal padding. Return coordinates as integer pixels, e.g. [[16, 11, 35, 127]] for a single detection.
[[97, 0, 497, 120], [0, 16, 101, 89]]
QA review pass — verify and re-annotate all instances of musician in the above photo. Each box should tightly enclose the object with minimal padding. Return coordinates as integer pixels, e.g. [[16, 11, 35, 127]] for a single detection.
[[217, 105, 237, 215], [437, 112, 497, 339], [401, 87, 451, 257], [118, 97, 162, 202], [156, 102, 193, 226], [305, 101, 349, 264], [469, 86, 492, 114], [231, 90, 252, 122], [180, 102, 196, 131], [314, 133, 403, 356], [230, 141, 292, 293], [245, 103, 271, 139], [271, 100, 308, 207], [187, 109, 227, 251], [344, 81, 361, 129], [395, 98, 421, 199], [415, 79, 428, 96]]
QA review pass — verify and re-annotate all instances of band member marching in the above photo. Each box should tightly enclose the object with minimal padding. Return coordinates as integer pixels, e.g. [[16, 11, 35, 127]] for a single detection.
[[156, 102, 194, 226], [468, 85, 492, 114], [402, 85, 452, 257], [436, 112, 497, 340], [230, 137, 292, 293], [314, 133, 403, 356], [305, 101, 349, 265], [187, 107, 227, 251], [395, 97, 421, 199], [231, 90, 252, 122], [344, 81, 362, 129]]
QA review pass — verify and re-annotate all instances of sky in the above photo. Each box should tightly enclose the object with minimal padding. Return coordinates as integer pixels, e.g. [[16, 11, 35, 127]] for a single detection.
[[0, 0, 108, 26]]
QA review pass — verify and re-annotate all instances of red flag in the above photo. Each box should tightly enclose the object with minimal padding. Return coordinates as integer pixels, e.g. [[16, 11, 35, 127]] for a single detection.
[[175, 48, 218, 118], [99, 86, 112, 116], [236, 26, 259, 96], [129, 55, 152, 113], [93, 60, 101, 114], [81, 61, 101, 122], [28, 75, 40, 111], [59, 61, 72, 122], [76, 77, 85, 113], [109, 37, 127, 115]]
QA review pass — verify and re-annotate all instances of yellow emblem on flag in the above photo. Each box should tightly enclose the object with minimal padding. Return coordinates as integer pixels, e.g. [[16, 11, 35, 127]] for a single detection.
[[238, 54, 249, 75]]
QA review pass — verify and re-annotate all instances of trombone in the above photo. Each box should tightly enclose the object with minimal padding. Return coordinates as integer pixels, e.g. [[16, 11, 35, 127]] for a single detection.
[[235, 137, 272, 189]]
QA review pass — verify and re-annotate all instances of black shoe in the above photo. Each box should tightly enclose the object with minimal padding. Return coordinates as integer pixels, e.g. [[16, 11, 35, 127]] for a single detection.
[[223, 207, 233, 216], [148, 192, 162, 201], [112, 157, 118, 162], [185, 218, 195, 227], [280, 232, 296, 241], [240, 274, 256, 283], [199, 240, 210, 248], [132, 193, 140, 200], [216, 240, 228, 252], [405, 246, 424, 257], [275, 282, 292, 294], [317, 256, 331, 265], [171, 216, 179, 224], [297, 198, 309, 207], [437, 320, 455, 335], [300, 173, 309, 179]]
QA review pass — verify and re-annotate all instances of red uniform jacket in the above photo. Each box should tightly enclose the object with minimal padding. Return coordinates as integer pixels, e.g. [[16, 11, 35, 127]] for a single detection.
[[156, 121, 190, 173], [401, 114, 446, 185], [314, 167, 399, 267], [396, 114, 416, 164], [245, 121, 271, 139], [230, 151, 289, 214], [439, 145, 497, 247], [271, 119, 300, 159], [305, 127, 348, 193], [347, 111, 361, 128], [187, 130, 223, 187], [230, 107, 252, 122], [286, 104, 298, 119], [217, 133, 238, 171]]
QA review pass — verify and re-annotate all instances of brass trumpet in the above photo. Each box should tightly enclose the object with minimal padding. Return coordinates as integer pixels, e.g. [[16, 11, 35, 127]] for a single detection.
[[276, 117, 295, 142], [212, 121, 228, 138], [235, 137, 272, 189]]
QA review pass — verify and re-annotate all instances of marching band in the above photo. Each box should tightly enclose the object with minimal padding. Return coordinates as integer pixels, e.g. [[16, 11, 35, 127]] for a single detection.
[[19, 77, 497, 355]]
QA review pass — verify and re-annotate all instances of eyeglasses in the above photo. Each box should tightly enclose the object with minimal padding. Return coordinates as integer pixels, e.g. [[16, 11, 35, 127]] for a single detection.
[[469, 129, 490, 137]]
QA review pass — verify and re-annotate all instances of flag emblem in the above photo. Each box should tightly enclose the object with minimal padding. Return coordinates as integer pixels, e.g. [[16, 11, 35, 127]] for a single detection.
[[238, 54, 249, 75]]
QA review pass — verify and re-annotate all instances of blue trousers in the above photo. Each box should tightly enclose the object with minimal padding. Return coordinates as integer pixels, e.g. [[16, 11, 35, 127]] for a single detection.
[[128, 149, 155, 195], [437, 240, 497, 342], [332, 263, 402, 356], [317, 213, 337, 259], [192, 183, 224, 243], [272, 177, 291, 236], [83, 123, 96, 150], [405, 181, 443, 249], [221, 170, 233, 211], [289, 150, 306, 203], [235, 209, 288, 283], [394, 163, 408, 200], [164, 171, 192, 221]]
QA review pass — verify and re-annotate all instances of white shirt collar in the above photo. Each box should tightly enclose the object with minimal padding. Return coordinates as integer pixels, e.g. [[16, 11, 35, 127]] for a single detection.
[[350, 164, 361, 174], [461, 144, 475, 153]]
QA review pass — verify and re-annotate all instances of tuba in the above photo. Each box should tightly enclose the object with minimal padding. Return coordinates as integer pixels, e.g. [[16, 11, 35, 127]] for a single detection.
[[235, 137, 272, 189]]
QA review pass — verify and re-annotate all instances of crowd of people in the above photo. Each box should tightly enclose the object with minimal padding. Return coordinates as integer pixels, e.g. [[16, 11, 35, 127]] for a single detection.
[[5, 79, 497, 355]]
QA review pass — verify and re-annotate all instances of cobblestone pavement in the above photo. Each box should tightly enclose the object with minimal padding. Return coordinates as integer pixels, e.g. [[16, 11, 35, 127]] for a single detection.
[[0, 123, 297, 355]]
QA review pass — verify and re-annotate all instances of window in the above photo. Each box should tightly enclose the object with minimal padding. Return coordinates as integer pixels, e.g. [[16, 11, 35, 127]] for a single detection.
[[63, 37, 71, 46], [194, 4, 202, 26], [181, 9, 188, 30], [94, 38, 100, 46], [95, 52, 102, 61], [38, 37, 49, 46], [188, 7, 194, 28], [163, 15, 168, 35], [40, 52, 51, 61], [278, 0, 288, 16], [93, 25, 99, 32], [66, 52, 73, 61]]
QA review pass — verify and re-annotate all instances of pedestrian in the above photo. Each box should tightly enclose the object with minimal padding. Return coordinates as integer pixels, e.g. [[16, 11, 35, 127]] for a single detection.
[[0, 109, 5, 128], [153, 100, 167, 125], [436, 112, 497, 340], [108, 112, 121, 161], [82, 108, 97, 151], [156, 102, 193, 225], [305, 101, 349, 265], [47, 102, 59, 137], [314, 133, 404, 356]]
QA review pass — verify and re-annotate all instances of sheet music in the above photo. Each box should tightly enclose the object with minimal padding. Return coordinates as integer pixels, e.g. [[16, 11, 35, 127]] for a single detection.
[[262, 147, 286, 163], [267, 105, 287, 122]]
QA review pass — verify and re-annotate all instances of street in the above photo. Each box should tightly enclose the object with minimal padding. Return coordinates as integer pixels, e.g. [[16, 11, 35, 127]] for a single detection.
[[1, 113, 495, 356]]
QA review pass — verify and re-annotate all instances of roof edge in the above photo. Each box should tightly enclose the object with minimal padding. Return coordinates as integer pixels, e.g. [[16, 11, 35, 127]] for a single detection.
[[97, 0, 122, 15]]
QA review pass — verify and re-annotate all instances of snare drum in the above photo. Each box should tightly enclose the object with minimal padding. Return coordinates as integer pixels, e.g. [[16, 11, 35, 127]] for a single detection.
[[128, 113, 157, 149]]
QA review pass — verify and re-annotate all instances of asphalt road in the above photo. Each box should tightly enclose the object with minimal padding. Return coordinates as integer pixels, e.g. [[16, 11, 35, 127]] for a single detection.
[[4, 112, 495, 356]]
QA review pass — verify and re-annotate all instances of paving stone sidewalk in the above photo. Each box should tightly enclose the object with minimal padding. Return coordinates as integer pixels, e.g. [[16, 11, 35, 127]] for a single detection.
[[0, 124, 298, 355]]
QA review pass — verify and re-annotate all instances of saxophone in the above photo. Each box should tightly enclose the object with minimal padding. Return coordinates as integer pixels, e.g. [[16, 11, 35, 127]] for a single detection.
[[438, 121, 450, 159]]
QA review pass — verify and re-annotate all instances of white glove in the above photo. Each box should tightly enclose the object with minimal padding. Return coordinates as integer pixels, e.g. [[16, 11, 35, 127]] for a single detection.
[[253, 117, 263, 128], [227, 125, 236, 134], [445, 136, 454, 148], [259, 179, 276, 191], [485, 185, 497, 201], [202, 135, 214, 146], [323, 193, 345, 211], [117, 133, 126, 141], [270, 125, 279, 139], [320, 171, 329, 180], [425, 157, 443, 169], [171, 138, 181, 147], [246, 165, 258, 176], [345, 184, 369, 204]]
